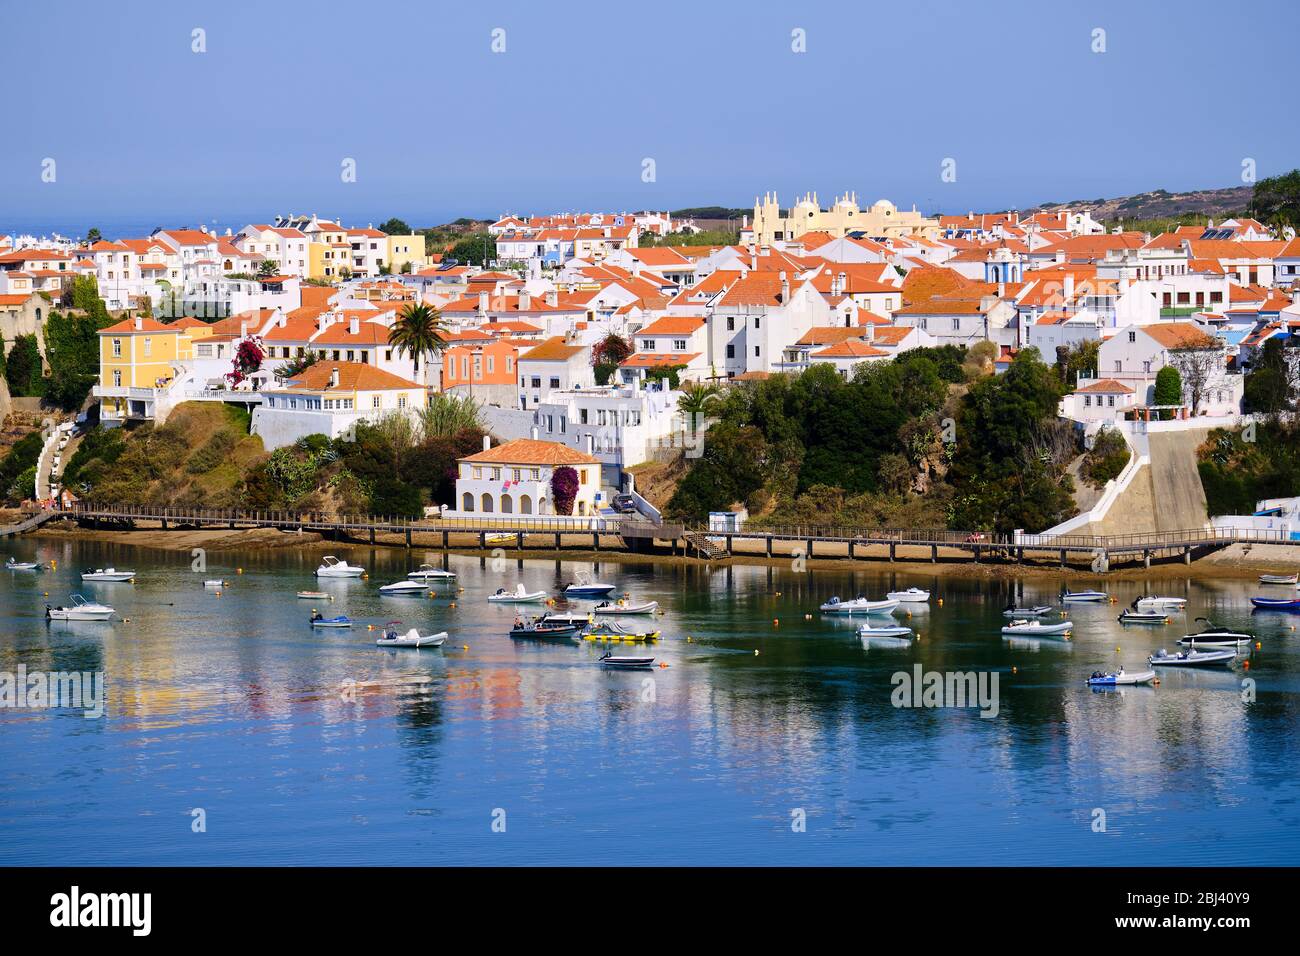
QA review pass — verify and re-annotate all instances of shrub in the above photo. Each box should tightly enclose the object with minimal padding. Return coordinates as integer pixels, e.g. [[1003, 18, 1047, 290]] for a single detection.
[[551, 466, 580, 515]]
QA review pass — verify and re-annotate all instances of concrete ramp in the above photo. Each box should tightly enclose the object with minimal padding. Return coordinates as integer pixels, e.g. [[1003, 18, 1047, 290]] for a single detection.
[[1146, 428, 1212, 532]]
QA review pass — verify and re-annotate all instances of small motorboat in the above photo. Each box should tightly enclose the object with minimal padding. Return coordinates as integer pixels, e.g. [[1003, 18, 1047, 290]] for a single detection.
[[489, 584, 547, 603], [1258, 572, 1298, 585], [1118, 609, 1169, 625], [376, 625, 447, 648], [379, 580, 430, 595], [1177, 619, 1254, 647], [316, 555, 365, 578], [819, 595, 899, 615], [509, 621, 582, 639], [583, 621, 661, 643], [80, 567, 136, 582], [1003, 604, 1054, 618], [1002, 619, 1073, 637], [309, 612, 353, 628], [1149, 647, 1236, 667], [1086, 667, 1157, 687], [484, 532, 515, 546], [885, 587, 930, 603], [599, 652, 656, 670], [856, 623, 913, 638], [45, 594, 115, 621], [5, 557, 44, 571], [1134, 596, 1186, 612], [1061, 589, 1108, 602], [204, 579, 230, 589], [540, 610, 594, 626], [592, 599, 659, 615], [297, 590, 331, 600], [563, 573, 616, 598], [1250, 596, 1300, 611], [407, 564, 456, 581]]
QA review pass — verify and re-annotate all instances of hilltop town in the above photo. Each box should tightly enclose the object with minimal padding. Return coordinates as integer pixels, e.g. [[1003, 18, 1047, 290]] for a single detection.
[[4, 176, 1300, 544]]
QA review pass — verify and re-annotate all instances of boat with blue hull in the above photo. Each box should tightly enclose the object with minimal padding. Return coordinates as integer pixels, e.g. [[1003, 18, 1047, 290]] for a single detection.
[[1250, 597, 1300, 611]]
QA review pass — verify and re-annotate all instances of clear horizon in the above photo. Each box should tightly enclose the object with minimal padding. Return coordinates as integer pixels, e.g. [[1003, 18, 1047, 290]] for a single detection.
[[3, 0, 1297, 236]]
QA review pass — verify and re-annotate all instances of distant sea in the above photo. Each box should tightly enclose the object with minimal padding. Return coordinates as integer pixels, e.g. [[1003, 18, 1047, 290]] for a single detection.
[[1, 210, 463, 241]]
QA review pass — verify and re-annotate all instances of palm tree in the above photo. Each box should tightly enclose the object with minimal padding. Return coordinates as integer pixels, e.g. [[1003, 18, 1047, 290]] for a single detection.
[[677, 381, 721, 435], [388, 302, 448, 390]]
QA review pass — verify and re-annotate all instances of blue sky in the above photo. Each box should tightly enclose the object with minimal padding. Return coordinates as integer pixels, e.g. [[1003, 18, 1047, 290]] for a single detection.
[[2, 0, 1297, 234]]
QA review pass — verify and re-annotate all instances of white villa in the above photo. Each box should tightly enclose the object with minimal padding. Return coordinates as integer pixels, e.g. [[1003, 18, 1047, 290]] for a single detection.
[[250, 361, 425, 450], [449, 437, 603, 518]]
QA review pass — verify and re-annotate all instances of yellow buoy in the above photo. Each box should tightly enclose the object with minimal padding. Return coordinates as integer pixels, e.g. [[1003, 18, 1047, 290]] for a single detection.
[[937, 598, 943, 606], [1012, 666, 1017, 674], [237, 568, 243, 574], [754, 649, 760, 656]]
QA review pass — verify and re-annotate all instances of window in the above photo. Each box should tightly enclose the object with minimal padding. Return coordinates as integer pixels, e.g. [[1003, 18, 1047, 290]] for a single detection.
[[673, 339, 687, 351], [754, 345, 760, 357], [385, 349, 392, 361], [1113, 360, 1122, 373], [1128, 331, 1136, 343], [1107, 395, 1115, 407], [754, 317, 761, 330], [112, 339, 122, 357], [113, 369, 122, 386], [473, 467, 482, 480], [580, 408, 588, 425], [1084, 395, 1092, 407], [951, 318, 960, 331], [726, 344, 735, 359], [643, 339, 656, 351], [531, 377, 541, 388], [726, 317, 735, 331], [549, 377, 560, 389], [372, 395, 381, 408]]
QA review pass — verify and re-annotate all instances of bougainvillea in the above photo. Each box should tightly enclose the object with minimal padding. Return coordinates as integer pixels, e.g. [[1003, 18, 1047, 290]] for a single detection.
[[227, 337, 265, 386], [550, 465, 580, 515]]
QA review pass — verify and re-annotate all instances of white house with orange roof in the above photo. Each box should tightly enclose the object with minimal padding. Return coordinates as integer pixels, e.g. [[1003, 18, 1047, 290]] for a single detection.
[[1081, 321, 1242, 417], [516, 335, 593, 409], [707, 270, 833, 378], [806, 339, 892, 377], [0, 248, 73, 297], [448, 436, 604, 519], [251, 360, 426, 450], [1059, 379, 1139, 423]]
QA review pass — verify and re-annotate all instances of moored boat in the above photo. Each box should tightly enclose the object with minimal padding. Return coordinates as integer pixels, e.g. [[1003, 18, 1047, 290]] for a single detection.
[[1118, 609, 1169, 625], [1177, 618, 1254, 647], [1259, 572, 1298, 585], [1149, 647, 1236, 667], [45, 594, 114, 621], [1086, 667, 1157, 686], [5, 557, 44, 571], [592, 599, 658, 615], [1003, 604, 1054, 618], [376, 625, 447, 648], [1134, 596, 1186, 612], [407, 564, 456, 581], [489, 584, 547, 603], [204, 579, 229, 589], [885, 587, 930, 603], [309, 612, 353, 628], [819, 595, 899, 615], [1002, 619, 1073, 637], [297, 590, 331, 600], [509, 620, 582, 639], [80, 567, 135, 582], [563, 573, 616, 598], [1061, 589, 1108, 602], [316, 555, 365, 578], [1250, 596, 1300, 611], [856, 623, 913, 638], [379, 580, 430, 595], [583, 621, 661, 643], [598, 652, 656, 670]]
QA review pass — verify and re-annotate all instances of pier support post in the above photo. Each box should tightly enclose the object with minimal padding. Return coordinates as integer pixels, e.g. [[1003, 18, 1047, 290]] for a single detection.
[[479, 531, 486, 549], [806, 538, 814, 558], [555, 533, 561, 551], [517, 532, 524, 550], [725, 535, 732, 555], [1060, 549, 1067, 569], [593, 532, 600, 551], [442, 530, 449, 550], [973, 546, 980, 563], [765, 537, 773, 558], [370, 527, 376, 544], [889, 542, 896, 563], [1184, 546, 1192, 565], [1016, 547, 1024, 564], [161, 518, 168, 530], [1144, 549, 1151, 569], [848, 540, 855, 560], [931, 544, 937, 563], [405, 528, 411, 549]]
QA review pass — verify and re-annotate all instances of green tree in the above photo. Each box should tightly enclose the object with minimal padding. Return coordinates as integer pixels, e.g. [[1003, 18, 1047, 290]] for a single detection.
[[378, 218, 412, 235], [4, 334, 42, 396], [446, 233, 495, 265], [677, 381, 721, 431], [1153, 365, 1182, 420], [1248, 168, 1300, 233], [86, 227, 103, 243], [257, 259, 280, 278], [1242, 338, 1294, 416], [388, 302, 448, 388], [591, 333, 633, 385]]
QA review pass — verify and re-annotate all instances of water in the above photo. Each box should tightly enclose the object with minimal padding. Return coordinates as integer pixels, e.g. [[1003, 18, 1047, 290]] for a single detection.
[[2, 538, 1298, 866]]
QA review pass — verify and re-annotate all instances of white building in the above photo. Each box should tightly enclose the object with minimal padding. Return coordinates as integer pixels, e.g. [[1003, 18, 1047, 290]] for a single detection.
[[448, 436, 604, 518]]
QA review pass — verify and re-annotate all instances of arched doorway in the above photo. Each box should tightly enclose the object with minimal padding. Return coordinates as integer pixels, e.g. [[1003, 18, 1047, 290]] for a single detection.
[[501, 494, 513, 514], [520, 494, 533, 514], [480, 493, 494, 513], [462, 492, 474, 512]]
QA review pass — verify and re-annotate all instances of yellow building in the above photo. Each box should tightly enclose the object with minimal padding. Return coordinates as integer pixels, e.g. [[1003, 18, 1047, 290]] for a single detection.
[[385, 233, 427, 274], [750, 191, 940, 244], [95, 316, 192, 421]]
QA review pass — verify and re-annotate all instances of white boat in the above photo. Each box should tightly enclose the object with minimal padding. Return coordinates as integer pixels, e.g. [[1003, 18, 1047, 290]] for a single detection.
[[1134, 596, 1186, 612], [883, 587, 935, 600], [1259, 572, 1298, 585], [296, 590, 330, 600], [591, 599, 658, 615], [376, 627, 447, 648], [540, 611, 594, 626], [5, 558, 43, 571], [1002, 619, 1073, 637], [856, 623, 913, 638], [407, 564, 456, 581], [315, 555, 365, 578], [1086, 667, 1157, 687], [488, 584, 547, 603], [1118, 610, 1169, 625], [1149, 647, 1236, 667], [80, 567, 135, 582], [819, 595, 899, 615], [45, 594, 115, 621], [885, 587, 930, 603], [598, 652, 656, 670], [379, 580, 430, 595], [1003, 604, 1054, 618], [309, 612, 353, 628], [1061, 589, 1107, 602], [204, 579, 229, 589]]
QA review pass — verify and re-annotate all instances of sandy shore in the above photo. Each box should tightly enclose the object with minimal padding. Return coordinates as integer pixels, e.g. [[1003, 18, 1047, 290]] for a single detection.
[[21, 520, 1299, 581]]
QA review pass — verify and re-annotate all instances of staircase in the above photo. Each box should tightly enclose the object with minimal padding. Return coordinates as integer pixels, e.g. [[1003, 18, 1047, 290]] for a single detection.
[[683, 529, 728, 560]]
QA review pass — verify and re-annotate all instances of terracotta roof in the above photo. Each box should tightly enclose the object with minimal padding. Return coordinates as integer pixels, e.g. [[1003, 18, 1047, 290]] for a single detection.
[[1074, 379, 1134, 395], [795, 326, 866, 347], [636, 316, 705, 336], [1141, 322, 1218, 349], [100, 317, 173, 334], [621, 352, 699, 368], [461, 438, 599, 466], [281, 361, 420, 392], [519, 336, 587, 361], [811, 340, 889, 359]]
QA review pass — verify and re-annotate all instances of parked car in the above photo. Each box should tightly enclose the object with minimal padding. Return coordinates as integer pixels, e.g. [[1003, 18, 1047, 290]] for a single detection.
[[612, 494, 638, 515]]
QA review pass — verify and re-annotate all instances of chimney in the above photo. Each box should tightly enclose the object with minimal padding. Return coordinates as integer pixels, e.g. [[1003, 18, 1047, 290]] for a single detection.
[[545, 290, 558, 307], [519, 289, 531, 310], [349, 316, 359, 335], [329, 367, 340, 388], [837, 271, 847, 296], [318, 314, 329, 333], [779, 271, 790, 304], [750, 252, 758, 271], [478, 291, 489, 314], [1063, 273, 1075, 304], [530, 425, 539, 440], [133, 316, 142, 331], [585, 434, 595, 454], [482, 434, 491, 451]]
